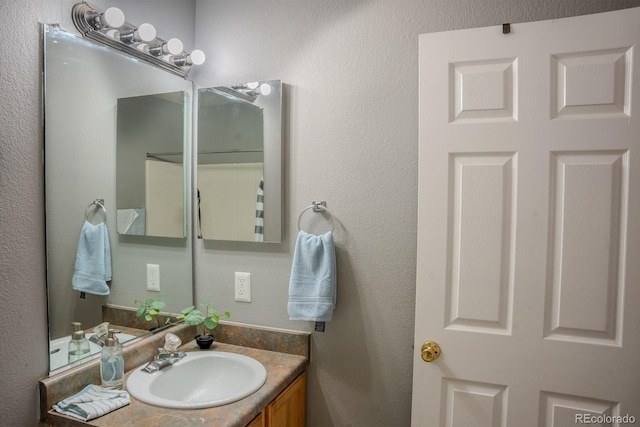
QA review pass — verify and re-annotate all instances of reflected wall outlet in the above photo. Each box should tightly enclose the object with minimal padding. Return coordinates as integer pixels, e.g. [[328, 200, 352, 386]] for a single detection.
[[235, 272, 251, 302], [147, 264, 160, 292]]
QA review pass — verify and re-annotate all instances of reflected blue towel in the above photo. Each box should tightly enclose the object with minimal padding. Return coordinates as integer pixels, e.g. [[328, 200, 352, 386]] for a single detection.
[[288, 231, 337, 321], [52, 384, 129, 421], [72, 221, 112, 296]]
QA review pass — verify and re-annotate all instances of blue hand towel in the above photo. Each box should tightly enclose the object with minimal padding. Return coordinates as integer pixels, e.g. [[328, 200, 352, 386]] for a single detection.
[[288, 231, 337, 321], [72, 221, 112, 296], [52, 384, 130, 421]]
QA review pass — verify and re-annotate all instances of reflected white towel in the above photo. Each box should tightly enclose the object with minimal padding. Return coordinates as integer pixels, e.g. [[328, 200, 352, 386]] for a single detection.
[[117, 208, 145, 235], [72, 221, 112, 295], [116, 209, 139, 234], [52, 384, 130, 421]]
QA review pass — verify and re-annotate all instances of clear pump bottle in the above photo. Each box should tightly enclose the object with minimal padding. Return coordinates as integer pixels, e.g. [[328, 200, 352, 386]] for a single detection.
[[100, 329, 124, 389], [68, 322, 91, 363]]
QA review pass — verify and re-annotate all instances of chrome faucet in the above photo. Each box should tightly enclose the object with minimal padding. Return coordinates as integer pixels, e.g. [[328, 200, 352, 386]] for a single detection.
[[142, 333, 187, 372], [143, 348, 187, 372], [89, 329, 120, 347]]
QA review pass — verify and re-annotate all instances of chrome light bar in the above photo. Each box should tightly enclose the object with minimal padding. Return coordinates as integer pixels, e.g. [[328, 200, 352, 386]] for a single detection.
[[72, 2, 205, 78]]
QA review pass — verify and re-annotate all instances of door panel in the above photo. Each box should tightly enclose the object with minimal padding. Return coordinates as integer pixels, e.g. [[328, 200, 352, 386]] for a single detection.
[[551, 48, 631, 119], [442, 378, 508, 427], [545, 151, 628, 346], [446, 153, 516, 334]]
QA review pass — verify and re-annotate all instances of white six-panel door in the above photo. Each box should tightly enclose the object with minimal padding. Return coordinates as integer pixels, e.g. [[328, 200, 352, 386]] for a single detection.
[[413, 8, 640, 426]]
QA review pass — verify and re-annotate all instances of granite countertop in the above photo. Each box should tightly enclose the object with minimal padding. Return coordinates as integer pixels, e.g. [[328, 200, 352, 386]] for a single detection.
[[46, 341, 308, 427]]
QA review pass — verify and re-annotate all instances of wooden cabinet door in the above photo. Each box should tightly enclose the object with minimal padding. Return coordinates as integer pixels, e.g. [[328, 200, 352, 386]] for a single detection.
[[266, 372, 306, 427], [247, 411, 265, 427]]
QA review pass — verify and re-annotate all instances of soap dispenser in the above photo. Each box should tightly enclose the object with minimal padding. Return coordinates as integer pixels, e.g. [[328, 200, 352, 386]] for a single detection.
[[68, 322, 91, 363], [100, 329, 124, 389]]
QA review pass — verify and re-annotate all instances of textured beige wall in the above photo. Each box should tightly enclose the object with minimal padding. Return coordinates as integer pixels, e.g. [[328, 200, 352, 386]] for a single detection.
[[3, 1, 640, 426]]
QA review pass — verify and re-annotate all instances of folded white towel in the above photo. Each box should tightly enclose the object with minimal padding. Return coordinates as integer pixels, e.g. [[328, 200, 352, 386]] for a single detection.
[[116, 209, 139, 234], [72, 221, 112, 296], [52, 384, 130, 421], [288, 231, 337, 321]]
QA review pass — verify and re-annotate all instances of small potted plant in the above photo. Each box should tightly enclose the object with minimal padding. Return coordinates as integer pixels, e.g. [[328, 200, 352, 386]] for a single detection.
[[135, 295, 167, 331], [176, 301, 230, 349]]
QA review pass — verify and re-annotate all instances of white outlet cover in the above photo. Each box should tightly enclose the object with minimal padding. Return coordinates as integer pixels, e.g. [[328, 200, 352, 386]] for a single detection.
[[147, 264, 160, 292], [234, 272, 251, 302]]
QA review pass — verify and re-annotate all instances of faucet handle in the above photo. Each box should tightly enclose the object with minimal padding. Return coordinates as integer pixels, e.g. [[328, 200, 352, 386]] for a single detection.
[[92, 322, 110, 337], [164, 333, 182, 352], [155, 348, 187, 360]]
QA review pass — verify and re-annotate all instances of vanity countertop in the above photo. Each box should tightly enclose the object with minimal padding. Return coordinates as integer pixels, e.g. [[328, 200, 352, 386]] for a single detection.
[[45, 341, 309, 427]]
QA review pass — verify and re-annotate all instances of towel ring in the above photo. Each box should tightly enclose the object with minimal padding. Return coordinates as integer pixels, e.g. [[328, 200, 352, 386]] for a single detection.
[[297, 201, 335, 233], [85, 199, 107, 224]]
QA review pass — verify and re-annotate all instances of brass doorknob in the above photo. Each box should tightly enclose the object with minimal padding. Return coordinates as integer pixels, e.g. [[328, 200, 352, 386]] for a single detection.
[[421, 341, 441, 362]]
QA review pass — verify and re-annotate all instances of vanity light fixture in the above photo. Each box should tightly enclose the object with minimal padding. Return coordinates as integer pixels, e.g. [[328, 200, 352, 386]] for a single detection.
[[230, 81, 274, 99], [72, 2, 205, 77]]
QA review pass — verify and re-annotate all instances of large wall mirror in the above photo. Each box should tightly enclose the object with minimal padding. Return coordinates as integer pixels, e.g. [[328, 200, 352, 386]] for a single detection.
[[197, 81, 282, 242], [43, 25, 193, 373]]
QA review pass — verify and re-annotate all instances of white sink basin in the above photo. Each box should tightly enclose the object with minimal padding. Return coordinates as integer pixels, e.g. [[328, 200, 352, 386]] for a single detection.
[[126, 351, 267, 409]]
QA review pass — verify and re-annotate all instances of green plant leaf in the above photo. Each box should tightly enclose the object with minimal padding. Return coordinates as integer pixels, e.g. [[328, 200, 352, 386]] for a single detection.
[[223, 311, 230, 318], [136, 305, 145, 317], [203, 316, 219, 330], [181, 305, 195, 314], [151, 300, 166, 310], [184, 309, 203, 325]]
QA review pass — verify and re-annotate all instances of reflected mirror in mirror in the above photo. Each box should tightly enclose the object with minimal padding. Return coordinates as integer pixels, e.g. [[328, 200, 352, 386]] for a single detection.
[[116, 92, 187, 238], [197, 80, 282, 242], [43, 25, 193, 374]]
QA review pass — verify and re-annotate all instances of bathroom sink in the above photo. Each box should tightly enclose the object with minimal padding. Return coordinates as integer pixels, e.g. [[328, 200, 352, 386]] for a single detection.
[[126, 351, 268, 409]]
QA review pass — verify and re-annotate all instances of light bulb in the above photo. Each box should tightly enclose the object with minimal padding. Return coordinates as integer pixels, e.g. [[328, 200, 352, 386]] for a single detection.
[[134, 23, 156, 43], [259, 83, 272, 96], [247, 82, 259, 90], [105, 29, 120, 39], [164, 38, 184, 55], [171, 49, 205, 67], [149, 38, 183, 57], [101, 7, 125, 28], [120, 23, 156, 44], [188, 50, 206, 65]]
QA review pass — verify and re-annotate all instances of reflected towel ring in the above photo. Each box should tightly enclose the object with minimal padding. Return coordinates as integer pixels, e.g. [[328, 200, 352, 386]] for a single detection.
[[297, 201, 335, 233], [85, 199, 107, 223]]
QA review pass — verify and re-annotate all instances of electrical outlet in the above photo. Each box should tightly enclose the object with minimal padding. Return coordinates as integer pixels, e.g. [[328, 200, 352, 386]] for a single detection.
[[147, 264, 160, 292], [235, 272, 251, 302]]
